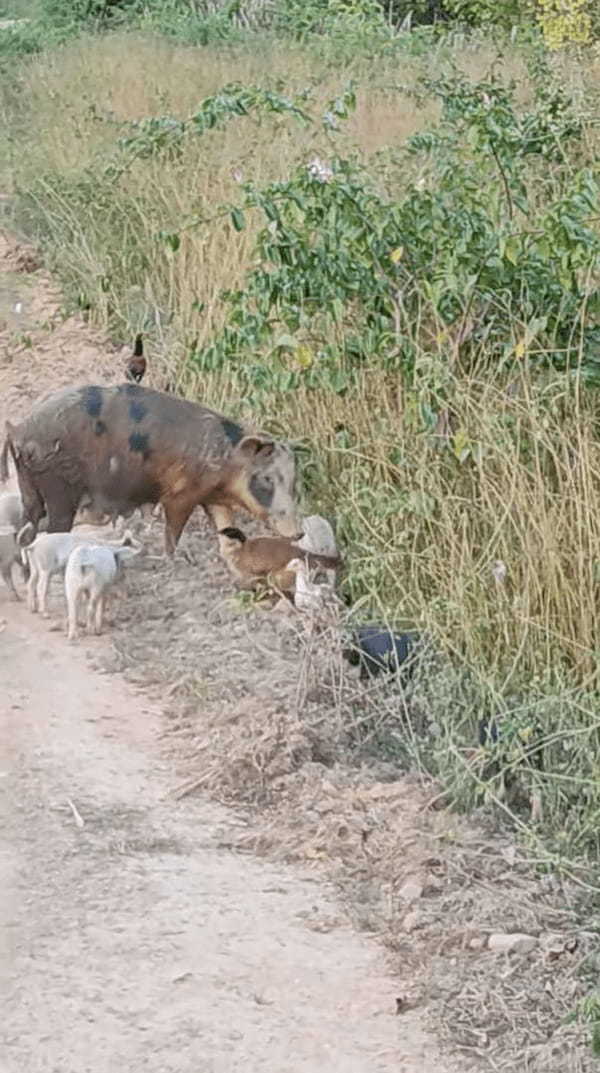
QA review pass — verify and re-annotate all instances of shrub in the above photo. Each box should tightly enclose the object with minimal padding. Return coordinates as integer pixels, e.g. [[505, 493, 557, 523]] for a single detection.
[[39, 0, 136, 28], [535, 0, 593, 49], [189, 70, 600, 396], [441, 0, 533, 28]]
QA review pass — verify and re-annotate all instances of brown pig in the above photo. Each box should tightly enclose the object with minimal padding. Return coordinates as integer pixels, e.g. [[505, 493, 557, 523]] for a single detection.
[[0, 383, 301, 555]]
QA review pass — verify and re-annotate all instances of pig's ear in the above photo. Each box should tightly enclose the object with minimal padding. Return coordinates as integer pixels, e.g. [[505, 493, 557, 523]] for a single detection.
[[237, 435, 275, 460]]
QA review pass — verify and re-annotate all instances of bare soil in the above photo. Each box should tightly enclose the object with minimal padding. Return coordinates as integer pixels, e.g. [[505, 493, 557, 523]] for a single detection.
[[0, 230, 594, 1072], [2, 604, 447, 1073]]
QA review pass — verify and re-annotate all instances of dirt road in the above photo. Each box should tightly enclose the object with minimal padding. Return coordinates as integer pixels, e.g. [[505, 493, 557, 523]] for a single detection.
[[0, 233, 461, 1072], [2, 610, 445, 1073]]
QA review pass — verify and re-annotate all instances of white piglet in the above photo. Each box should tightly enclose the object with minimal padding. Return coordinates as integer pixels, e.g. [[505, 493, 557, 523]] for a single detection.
[[65, 543, 140, 641], [22, 530, 134, 617], [0, 491, 24, 532], [0, 525, 22, 600], [286, 557, 341, 620], [297, 515, 338, 586]]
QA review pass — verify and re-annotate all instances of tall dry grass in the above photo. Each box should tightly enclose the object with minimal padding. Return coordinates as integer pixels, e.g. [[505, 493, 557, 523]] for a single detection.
[[6, 30, 600, 853]]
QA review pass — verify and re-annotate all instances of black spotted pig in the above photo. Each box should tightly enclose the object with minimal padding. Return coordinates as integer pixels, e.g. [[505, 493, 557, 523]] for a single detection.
[[0, 383, 301, 555]]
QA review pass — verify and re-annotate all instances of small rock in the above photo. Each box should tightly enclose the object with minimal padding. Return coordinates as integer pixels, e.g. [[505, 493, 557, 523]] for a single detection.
[[403, 909, 423, 933], [488, 933, 538, 955], [501, 845, 517, 867], [541, 933, 578, 959], [423, 874, 443, 895], [398, 877, 424, 905], [469, 936, 486, 952]]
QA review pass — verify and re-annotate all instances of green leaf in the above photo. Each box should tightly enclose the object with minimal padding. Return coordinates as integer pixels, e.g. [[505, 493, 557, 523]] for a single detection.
[[524, 316, 548, 345], [332, 298, 345, 324], [504, 236, 519, 265], [420, 404, 437, 432], [231, 208, 245, 232], [453, 427, 471, 463], [273, 333, 297, 350], [537, 237, 551, 260], [161, 232, 180, 253], [407, 490, 435, 519]]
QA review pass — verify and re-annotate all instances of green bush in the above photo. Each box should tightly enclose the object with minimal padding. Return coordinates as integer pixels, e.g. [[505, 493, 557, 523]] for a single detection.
[[185, 70, 600, 394], [39, 0, 136, 28], [0, 17, 46, 64], [442, 0, 534, 27], [375, 0, 449, 26]]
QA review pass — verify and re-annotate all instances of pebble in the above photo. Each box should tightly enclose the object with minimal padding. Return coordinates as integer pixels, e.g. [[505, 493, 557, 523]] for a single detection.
[[488, 932, 538, 955], [398, 877, 424, 905]]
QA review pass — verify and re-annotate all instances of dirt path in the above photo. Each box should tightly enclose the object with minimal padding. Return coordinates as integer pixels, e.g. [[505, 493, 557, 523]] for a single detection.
[[2, 612, 443, 1073], [0, 232, 463, 1071]]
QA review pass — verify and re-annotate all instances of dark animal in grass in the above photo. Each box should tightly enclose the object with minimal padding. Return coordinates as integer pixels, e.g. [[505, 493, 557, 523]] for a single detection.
[[476, 714, 544, 820], [477, 716, 544, 771], [343, 627, 421, 682], [125, 333, 146, 384], [0, 385, 301, 556]]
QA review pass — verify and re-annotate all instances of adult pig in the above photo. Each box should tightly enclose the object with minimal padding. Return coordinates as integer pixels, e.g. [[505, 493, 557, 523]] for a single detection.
[[0, 383, 301, 555]]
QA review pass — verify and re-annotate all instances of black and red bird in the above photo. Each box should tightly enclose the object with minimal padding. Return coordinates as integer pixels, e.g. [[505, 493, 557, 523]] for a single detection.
[[125, 333, 146, 384]]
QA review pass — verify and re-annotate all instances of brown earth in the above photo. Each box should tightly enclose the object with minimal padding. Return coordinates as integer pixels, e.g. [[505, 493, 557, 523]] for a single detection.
[[0, 230, 594, 1072]]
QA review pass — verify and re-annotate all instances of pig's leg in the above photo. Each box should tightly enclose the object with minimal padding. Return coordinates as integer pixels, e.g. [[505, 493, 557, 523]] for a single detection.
[[46, 504, 76, 533], [43, 481, 77, 534], [162, 498, 195, 557]]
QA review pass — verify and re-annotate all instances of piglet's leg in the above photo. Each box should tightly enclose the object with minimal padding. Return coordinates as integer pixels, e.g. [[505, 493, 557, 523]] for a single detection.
[[37, 573, 51, 618], [1, 564, 20, 601]]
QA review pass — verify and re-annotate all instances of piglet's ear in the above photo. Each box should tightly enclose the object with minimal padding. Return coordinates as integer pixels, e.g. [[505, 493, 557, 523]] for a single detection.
[[237, 435, 275, 459], [117, 546, 140, 564], [17, 521, 36, 548]]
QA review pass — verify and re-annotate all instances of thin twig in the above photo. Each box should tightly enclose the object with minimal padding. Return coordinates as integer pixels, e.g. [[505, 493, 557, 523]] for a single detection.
[[66, 798, 84, 828], [489, 138, 514, 220]]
